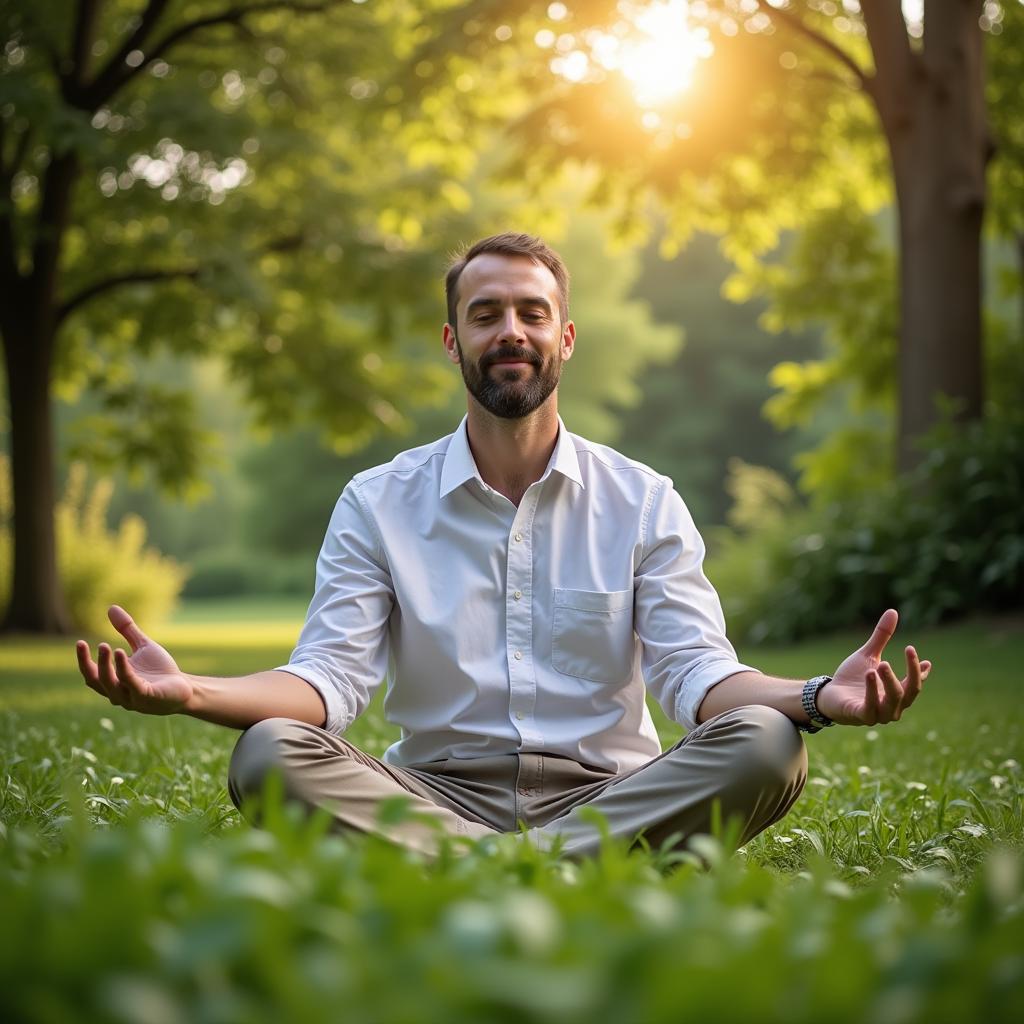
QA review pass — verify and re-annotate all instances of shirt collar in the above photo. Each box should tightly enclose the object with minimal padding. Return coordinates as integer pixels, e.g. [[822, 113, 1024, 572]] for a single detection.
[[439, 415, 584, 499]]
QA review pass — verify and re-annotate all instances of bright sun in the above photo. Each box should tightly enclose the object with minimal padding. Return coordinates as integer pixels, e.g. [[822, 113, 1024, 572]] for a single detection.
[[549, 1, 714, 108], [617, 1, 713, 105]]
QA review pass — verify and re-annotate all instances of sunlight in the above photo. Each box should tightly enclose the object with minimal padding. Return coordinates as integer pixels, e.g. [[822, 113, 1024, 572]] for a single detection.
[[548, 1, 714, 107], [615, 1, 713, 106]]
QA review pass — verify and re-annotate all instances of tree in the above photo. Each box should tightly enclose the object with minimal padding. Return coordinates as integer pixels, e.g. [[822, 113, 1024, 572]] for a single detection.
[[404, 0, 1018, 472], [0, 0, 470, 633]]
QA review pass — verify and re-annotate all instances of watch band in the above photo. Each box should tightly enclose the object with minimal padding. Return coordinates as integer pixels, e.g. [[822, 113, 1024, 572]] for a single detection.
[[799, 675, 835, 733]]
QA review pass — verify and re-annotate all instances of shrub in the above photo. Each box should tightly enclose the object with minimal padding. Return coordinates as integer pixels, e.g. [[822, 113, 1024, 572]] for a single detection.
[[707, 411, 1024, 642], [181, 549, 312, 598], [0, 457, 186, 634]]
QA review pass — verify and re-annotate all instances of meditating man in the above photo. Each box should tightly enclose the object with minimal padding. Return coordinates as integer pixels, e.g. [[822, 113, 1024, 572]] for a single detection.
[[75, 232, 931, 857]]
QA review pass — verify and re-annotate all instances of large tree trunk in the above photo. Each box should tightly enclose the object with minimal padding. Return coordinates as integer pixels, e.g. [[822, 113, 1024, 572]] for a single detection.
[[0, 152, 79, 634], [874, 4, 990, 470], [1, 322, 71, 634]]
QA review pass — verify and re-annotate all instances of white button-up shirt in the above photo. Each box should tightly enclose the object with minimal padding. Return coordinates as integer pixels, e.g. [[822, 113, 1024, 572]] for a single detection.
[[279, 417, 754, 772]]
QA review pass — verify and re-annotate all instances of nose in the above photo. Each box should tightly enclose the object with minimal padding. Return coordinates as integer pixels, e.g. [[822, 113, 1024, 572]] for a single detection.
[[497, 308, 525, 344]]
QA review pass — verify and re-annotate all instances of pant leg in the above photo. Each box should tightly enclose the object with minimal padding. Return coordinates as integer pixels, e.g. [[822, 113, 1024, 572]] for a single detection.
[[228, 718, 499, 855], [527, 705, 808, 858]]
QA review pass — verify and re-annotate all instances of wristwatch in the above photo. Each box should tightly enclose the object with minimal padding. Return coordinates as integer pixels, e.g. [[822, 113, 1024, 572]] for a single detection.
[[799, 675, 835, 733]]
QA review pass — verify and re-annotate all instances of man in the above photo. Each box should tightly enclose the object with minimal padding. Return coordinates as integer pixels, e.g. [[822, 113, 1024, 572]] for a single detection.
[[75, 232, 931, 858]]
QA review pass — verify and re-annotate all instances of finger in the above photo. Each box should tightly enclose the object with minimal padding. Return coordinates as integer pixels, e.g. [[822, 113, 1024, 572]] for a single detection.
[[864, 670, 881, 725], [900, 646, 924, 710], [76, 641, 103, 693], [861, 608, 898, 659], [107, 605, 150, 654], [96, 643, 125, 705], [919, 659, 932, 680], [877, 661, 903, 722]]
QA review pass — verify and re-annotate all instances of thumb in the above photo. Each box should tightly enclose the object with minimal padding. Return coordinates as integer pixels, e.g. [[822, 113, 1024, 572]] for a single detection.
[[107, 605, 150, 653], [861, 608, 898, 658]]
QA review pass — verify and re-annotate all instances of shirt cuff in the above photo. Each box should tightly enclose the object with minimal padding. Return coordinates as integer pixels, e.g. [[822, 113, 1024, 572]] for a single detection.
[[675, 660, 758, 730], [274, 663, 356, 735]]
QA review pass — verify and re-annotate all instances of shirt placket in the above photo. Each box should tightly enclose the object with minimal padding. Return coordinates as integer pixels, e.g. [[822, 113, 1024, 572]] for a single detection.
[[506, 484, 542, 748]]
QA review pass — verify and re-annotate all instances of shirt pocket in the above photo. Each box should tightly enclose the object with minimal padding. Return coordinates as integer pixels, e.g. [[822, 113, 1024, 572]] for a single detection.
[[551, 588, 635, 684]]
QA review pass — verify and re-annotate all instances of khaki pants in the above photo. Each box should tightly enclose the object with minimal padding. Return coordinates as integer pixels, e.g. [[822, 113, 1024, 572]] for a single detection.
[[228, 705, 807, 858]]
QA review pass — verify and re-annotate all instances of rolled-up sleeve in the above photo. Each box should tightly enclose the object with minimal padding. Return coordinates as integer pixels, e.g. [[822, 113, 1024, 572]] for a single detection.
[[635, 479, 755, 729], [276, 481, 394, 734]]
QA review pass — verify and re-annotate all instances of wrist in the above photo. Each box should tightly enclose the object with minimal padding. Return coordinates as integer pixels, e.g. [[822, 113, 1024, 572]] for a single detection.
[[182, 673, 205, 716], [798, 675, 834, 733]]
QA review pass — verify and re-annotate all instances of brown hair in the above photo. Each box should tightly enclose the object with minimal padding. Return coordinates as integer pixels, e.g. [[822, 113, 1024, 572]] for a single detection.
[[444, 232, 570, 328]]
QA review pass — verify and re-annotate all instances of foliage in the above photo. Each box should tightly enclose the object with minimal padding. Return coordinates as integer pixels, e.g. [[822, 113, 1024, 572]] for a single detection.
[[2, 605, 1024, 1022], [987, 5, 1024, 252], [706, 412, 1024, 644], [0, 457, 185, 633], [2, 811, 1023, 1024], [616, 233, 819, 525], [403, 1, 1023, 475], [2, 0, 489, 471], [181, 549, 312, 599]]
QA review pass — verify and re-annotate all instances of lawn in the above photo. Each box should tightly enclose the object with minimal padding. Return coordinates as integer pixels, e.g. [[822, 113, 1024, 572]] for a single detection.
[[1, 599, 1022, 1023]]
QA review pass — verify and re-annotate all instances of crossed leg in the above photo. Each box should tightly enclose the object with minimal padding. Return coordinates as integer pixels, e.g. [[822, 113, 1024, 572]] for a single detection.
[[527, 705, 808, 857], [229, 718, 499, 856], [228, 706, 807, 858]]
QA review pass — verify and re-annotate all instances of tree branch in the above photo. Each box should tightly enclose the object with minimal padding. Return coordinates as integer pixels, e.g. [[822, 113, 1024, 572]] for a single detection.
[[858, 0, 917, 136], [79, 0, 173, 107], [68, 0, 103, 88], [80, 0, 340, 111], [58, 266, 201, 322], [57, 230, 305, 321], [755, 0, 873, 97]]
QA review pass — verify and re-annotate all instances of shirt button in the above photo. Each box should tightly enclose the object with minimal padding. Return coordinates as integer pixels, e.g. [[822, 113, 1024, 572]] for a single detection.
[[515, 712, 525, 721], [513, 650, 523, 661], [514, 532, 523, 543], [513, 590, 522, 600]]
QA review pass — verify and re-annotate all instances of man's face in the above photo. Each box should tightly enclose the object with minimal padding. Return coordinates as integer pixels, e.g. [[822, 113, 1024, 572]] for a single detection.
[[443, 253, 575, 420]]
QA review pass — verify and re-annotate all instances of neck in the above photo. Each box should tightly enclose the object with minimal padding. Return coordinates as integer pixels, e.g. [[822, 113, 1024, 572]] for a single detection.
[[465, 397, 560, 506]]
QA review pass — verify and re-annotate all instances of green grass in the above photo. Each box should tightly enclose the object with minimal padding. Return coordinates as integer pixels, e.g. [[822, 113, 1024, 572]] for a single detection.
[[1, 600, 1023, 1022]]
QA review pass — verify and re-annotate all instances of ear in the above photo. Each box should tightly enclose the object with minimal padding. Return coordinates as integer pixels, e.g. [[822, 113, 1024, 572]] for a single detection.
[[442, 323, 460, 365], [560, 320, 576, 362]]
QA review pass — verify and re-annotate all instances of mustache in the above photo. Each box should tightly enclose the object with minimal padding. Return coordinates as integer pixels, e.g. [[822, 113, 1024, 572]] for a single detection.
[[480, 346, 542, 371]]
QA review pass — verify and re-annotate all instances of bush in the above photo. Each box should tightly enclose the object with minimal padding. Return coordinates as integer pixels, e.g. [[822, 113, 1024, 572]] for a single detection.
[[0, 458, 186, 634], [707, 412, 1024, 643], [181, 548, 313, 598]]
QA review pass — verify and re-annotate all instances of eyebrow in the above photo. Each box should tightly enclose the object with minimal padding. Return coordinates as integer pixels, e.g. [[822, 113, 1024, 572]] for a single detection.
[[465, 296, 554, 316]]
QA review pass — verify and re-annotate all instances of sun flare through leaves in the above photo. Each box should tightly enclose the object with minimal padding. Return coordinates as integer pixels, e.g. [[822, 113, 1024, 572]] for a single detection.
[[547, 1, 714, 108]]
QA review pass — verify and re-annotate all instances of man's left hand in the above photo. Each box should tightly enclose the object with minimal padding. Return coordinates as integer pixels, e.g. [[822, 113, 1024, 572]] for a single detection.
[[816, 609, 932, 726]]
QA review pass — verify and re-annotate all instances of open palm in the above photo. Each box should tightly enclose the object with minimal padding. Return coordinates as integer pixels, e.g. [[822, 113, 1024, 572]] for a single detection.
[[816, 609, 931, 726], [76, 606, 193, 715]]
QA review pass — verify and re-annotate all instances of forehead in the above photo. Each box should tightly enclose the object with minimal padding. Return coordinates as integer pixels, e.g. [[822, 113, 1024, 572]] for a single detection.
[[456, 253, 559, 312]]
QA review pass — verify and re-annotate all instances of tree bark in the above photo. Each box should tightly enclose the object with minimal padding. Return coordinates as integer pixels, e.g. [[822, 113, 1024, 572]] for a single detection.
[[0, 152, 80, 634], [1, 321, 72, 634], [872, 3, 990, 470]]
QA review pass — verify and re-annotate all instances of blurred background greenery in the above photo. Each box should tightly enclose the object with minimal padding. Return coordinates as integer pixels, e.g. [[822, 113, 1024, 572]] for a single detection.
[[1, 0, 1022, 640]]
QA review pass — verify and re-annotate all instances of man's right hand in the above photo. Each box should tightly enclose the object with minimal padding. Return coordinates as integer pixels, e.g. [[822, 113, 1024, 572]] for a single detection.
[[76, 605, 194, 716]]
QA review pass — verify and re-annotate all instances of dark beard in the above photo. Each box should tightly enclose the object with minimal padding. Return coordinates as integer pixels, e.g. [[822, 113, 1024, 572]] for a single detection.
[[455, 338, 562, 420]]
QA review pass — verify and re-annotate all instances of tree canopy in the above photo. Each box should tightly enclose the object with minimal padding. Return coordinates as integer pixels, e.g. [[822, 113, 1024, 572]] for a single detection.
[[1, 0, 476, 630], [399, 0, 1021, 468]]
